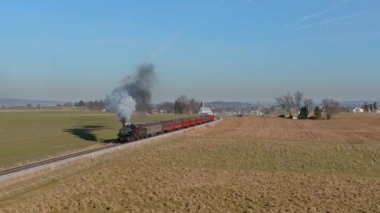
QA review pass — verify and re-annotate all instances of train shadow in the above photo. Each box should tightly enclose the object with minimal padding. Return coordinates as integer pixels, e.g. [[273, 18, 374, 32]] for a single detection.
[[64, 125, 104, 142], [102, 139, 116, 143]]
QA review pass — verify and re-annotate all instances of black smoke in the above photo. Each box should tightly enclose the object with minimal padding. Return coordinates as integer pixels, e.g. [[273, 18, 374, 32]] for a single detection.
[[105, 63, 157, 124], [123, 63, 156, 111]]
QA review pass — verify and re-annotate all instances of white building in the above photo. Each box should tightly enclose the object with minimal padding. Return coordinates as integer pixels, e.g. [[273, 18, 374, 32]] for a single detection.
[[353, 107, 364, 113], [255, 110, 263, 116], [199, 107, 213, 115], [198, 102, 214, 115]]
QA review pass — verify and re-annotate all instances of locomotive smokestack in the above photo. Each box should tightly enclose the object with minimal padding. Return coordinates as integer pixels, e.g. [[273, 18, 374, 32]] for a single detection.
[[105, 63, 157, 124]]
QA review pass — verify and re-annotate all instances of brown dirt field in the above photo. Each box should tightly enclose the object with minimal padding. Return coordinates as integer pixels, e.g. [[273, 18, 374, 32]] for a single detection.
[[1, 113, 380, 212], [196, 113, 380, 144]]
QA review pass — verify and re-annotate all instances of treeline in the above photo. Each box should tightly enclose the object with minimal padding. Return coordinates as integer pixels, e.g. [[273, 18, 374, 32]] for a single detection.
[[56, 100, 105, 110], [55, 95, 202, 114], [157, 95, 201, 114], [276, 91, 340, 120], [71, 95, 201, 113]]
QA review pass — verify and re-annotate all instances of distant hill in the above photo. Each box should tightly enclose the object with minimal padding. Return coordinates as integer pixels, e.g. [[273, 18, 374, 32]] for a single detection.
[[205, 100, 379, 109], [205, 101, 275, 108], [205, 101, 255, 108], [0, 98, 60, 107]]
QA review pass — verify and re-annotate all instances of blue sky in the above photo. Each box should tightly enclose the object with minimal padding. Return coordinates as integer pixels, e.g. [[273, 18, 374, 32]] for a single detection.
[[0, 0, 379, 102]]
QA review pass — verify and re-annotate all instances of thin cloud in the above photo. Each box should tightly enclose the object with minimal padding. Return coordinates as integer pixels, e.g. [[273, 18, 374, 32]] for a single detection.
[[148, 30, 183, 59], [149, 41, 172, 59], [285, 0, 350, 27], [297, 11, 368, 30]]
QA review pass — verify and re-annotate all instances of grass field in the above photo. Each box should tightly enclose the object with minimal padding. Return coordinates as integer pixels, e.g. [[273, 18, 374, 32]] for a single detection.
[[1, 113, 380, 212], [0, 110, 186, 168]]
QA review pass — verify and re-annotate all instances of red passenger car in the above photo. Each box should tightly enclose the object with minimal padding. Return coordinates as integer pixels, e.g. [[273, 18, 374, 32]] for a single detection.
[[162, 122, 175, 132], [196, 117, 203, 124], [182, 118, 192, 128], [174, 120, 183, 129], [190, 118, 197, 126]]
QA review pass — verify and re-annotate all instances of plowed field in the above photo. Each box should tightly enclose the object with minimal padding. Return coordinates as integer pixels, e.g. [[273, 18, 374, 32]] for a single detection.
[[1, 113, 380, 212]]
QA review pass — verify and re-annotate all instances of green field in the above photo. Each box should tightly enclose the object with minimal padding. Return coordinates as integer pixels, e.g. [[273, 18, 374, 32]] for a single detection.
[[0, 110, 185, 168]]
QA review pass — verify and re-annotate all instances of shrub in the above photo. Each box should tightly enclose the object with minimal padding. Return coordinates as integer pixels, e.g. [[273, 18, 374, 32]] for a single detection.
[[313, 107, 322, 120]]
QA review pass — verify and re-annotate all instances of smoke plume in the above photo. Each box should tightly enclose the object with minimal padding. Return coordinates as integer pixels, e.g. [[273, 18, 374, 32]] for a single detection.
[[105, 63, 156, 124]]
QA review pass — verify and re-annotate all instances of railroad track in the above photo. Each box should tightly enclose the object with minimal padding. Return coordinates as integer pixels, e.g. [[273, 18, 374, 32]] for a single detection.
[[0, 143, 118, 177], [0, 117, 222, 181]]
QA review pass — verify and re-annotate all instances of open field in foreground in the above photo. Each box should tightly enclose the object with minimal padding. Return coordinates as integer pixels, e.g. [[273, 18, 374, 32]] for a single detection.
[[1, 113, 380, 212], [0, 110, 185, 168]]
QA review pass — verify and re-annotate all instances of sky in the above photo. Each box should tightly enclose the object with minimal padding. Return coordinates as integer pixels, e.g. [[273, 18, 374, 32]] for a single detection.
[[0, 0, 379, 102]]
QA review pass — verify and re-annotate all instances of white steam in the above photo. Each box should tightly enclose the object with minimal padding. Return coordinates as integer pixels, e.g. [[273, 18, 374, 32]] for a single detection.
[[105, 87, 136, 124], [105, 63, 156, 124]]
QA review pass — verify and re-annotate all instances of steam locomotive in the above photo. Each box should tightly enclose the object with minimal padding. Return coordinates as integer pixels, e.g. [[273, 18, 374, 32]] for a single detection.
[[117, 115, 215, 143]]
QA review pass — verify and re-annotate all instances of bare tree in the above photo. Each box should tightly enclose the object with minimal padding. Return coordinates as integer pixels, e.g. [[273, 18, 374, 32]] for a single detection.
[[173, 95, 201, 114], [188, 98, 201, 114], [321, 99, 340, 119], [158, 102, 175, 113], [294, 91, 304, 110], [303, 98, 314, 111], [276, 92, 295, 118], [276, 91, 314, 119], [174, 95, 189, 114]]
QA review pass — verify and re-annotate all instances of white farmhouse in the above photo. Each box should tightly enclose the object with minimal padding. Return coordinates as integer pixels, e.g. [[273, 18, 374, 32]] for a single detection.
[[353, 107, 364, 113]]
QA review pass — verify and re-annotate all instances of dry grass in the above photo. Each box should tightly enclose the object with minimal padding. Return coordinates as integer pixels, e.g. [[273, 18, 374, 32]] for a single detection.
[[1, 113, 380, 212]]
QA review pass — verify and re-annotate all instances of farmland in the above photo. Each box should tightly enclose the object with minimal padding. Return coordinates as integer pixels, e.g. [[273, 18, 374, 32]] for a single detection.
[[0, 110, 185, 168], [1, 113, 380, 212]]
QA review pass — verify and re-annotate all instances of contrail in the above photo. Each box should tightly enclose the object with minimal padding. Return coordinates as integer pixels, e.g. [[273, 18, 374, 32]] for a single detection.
[[284, 0, 351, 27], [297, 11, 368, 30]]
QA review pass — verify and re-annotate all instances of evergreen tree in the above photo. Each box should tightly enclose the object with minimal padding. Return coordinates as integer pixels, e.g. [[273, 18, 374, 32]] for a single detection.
[[298, 106, 309, 119], [174, 101, 180, 114], [363, 102, 369, 112], [78, 100, 85, 107]]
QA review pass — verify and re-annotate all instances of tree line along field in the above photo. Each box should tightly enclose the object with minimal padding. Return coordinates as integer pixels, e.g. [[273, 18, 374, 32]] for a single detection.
[[0, 110, 186, 169], [1, 113, 379, 212]]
